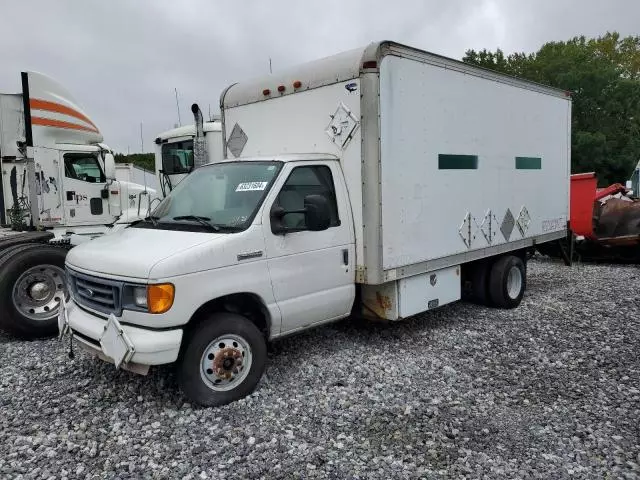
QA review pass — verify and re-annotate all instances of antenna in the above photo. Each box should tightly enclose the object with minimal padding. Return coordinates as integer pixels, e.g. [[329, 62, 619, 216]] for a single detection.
[[208, 104, 212, 121], [143, 157, 148, 191], [140, 122, 144, 153], [174, 88, 182, 126], [269, 57, 272, 74]]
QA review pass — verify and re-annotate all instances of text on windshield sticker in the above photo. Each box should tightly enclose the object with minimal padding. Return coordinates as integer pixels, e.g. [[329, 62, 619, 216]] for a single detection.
[[236, 182, 268, 192]]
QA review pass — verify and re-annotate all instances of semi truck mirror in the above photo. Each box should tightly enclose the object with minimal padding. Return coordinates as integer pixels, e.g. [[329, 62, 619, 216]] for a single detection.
[[103, 153, 116, 180]]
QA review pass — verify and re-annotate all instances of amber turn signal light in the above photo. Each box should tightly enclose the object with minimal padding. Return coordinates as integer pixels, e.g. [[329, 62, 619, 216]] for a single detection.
[[147, 283, 175, 314]]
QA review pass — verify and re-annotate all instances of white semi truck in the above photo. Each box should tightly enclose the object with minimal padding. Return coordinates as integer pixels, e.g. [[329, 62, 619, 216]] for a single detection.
[[61, 41, 571, 406], [0, 71, 156, 338], [154, 109, 222, 196]]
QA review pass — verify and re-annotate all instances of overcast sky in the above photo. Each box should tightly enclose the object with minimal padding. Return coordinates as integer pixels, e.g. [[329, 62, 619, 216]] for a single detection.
[[1, 0, 637, 154]]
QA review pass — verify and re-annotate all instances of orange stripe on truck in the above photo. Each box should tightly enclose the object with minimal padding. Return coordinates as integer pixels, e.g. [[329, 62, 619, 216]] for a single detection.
[[29, 98, 98, 130], [31, 116, 99, 133]]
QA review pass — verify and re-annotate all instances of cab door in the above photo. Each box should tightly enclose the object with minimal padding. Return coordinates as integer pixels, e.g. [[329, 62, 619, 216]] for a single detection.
[[262, 161, 356, 335], [60, 151, 113, 225]]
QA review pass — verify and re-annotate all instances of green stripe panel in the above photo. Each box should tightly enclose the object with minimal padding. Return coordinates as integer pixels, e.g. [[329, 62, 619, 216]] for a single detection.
[[438, 154, 478, 170], [515, 156, 542, 169]]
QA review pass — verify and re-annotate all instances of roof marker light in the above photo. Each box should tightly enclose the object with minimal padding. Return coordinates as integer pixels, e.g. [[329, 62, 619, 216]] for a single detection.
[[362, 61, 377, 69], [293, 80, 302, 89], [277, 85, 286, 93], [263, 88, 271, 96]]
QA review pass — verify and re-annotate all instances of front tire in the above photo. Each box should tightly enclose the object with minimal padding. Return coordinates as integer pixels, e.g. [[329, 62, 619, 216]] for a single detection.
[[178, 312, 267, 407], [488, 255, 526, 309], [0, 244, 69, 338]]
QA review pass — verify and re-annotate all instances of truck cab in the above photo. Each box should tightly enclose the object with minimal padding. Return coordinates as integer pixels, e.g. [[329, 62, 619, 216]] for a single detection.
[[63, 153, 354, 403], [154, 120, 222, 196], [0, 71, 157, 338], [1, 72, 156, 236]]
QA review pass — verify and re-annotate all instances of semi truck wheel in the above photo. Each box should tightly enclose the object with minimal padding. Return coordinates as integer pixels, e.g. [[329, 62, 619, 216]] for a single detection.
[[0, 244, 69, 338], [488, 255, 526, 309], [178, 312, 267, 407]]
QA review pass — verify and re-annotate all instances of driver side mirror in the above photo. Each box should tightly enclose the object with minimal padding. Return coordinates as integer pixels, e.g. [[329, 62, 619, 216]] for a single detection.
[[104, 153, 116, 180], [304, 194, 331, 231], [270, 194, 331, 234]]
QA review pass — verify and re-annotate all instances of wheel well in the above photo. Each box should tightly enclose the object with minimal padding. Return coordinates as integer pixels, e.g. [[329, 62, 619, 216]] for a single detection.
[[188, 293, 271, 339]]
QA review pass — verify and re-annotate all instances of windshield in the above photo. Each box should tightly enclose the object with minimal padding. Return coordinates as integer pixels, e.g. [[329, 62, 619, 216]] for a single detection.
[[139, 161, 282, 232], [161, 139, 194, 174]]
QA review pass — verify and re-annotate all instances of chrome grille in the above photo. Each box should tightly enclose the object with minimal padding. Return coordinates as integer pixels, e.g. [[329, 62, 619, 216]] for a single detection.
[[67, 268, 123, 315]]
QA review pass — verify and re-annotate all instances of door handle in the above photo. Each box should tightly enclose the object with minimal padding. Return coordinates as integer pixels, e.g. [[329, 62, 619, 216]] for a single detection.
[[342, 249, 348, 265]]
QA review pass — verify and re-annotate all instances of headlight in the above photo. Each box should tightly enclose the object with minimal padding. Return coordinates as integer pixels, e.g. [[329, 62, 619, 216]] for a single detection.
[[123, 283, 175, 314], [132, 286, 148, 308]]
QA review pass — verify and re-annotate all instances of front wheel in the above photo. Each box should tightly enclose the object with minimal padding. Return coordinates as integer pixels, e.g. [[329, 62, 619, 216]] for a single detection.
[[0, 244, 68, 338], [178, 312, 267, 407]]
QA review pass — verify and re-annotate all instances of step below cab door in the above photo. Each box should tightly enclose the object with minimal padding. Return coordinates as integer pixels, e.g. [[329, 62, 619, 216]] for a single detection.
[[261, 161, 355, 335]]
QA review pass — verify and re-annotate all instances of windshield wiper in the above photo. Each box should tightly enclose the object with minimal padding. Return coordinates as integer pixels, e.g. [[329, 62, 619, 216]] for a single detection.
[[212, 225, 244, 232], [144, 215, 159, 226], [173, 215, 220, 232]]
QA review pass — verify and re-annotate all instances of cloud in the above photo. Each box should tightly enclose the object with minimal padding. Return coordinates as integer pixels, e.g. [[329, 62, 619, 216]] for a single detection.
[[0, 0, 636, 153]]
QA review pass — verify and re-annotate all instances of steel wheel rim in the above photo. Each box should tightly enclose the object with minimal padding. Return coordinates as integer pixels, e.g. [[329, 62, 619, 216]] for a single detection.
[[506, 266, 523, 300], [12, 264, 67, 321], [200, 334, 253, 392]]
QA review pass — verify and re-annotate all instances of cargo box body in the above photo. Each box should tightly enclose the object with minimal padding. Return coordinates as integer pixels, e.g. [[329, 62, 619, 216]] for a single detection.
[[221, 41, 571, 285]]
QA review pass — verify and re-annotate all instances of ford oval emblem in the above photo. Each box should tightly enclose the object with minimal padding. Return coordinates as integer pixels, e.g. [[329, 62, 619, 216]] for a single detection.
[[81, 287, 95, 297]]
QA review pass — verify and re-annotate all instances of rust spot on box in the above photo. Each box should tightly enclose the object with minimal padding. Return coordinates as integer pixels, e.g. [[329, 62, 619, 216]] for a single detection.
[[376, 291, 392, 312]]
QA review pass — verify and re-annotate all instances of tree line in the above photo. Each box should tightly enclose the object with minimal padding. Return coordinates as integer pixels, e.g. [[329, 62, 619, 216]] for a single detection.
[[114, 153, 155, 172]]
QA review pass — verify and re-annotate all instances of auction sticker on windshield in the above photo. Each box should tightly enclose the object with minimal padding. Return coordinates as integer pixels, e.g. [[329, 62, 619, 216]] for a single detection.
[[236, 182, 268, 192]]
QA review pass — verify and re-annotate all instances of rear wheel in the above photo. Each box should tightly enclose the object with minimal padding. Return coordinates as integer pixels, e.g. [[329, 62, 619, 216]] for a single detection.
[[0, 244, 69, 338], [462, 259, 492, 306], [178, 312, 267, 407], [488, 255, 526, 309]]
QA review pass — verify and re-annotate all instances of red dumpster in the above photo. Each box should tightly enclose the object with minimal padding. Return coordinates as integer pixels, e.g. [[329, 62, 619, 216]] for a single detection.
[[570, 172, 597, 239]]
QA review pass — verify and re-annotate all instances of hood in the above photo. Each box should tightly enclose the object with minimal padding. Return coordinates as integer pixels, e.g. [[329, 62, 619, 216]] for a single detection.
[[65, 227, 223, 279]]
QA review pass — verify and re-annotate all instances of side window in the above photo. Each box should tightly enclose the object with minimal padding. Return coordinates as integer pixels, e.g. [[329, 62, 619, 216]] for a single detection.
[[64, 154, 105, 183], [275, 165, 340, 230], [161, 140, 194, 174]]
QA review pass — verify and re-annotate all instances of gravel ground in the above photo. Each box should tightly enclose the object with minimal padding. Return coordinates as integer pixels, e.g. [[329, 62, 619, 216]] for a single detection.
[[1, 257, 639, 479]]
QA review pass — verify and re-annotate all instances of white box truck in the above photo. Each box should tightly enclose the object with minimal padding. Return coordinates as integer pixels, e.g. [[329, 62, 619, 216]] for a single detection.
[[61, 41, 571, 406]]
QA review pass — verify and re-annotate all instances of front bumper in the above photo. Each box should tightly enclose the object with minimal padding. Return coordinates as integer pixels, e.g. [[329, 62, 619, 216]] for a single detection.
[[62, 299, 183, 371]]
